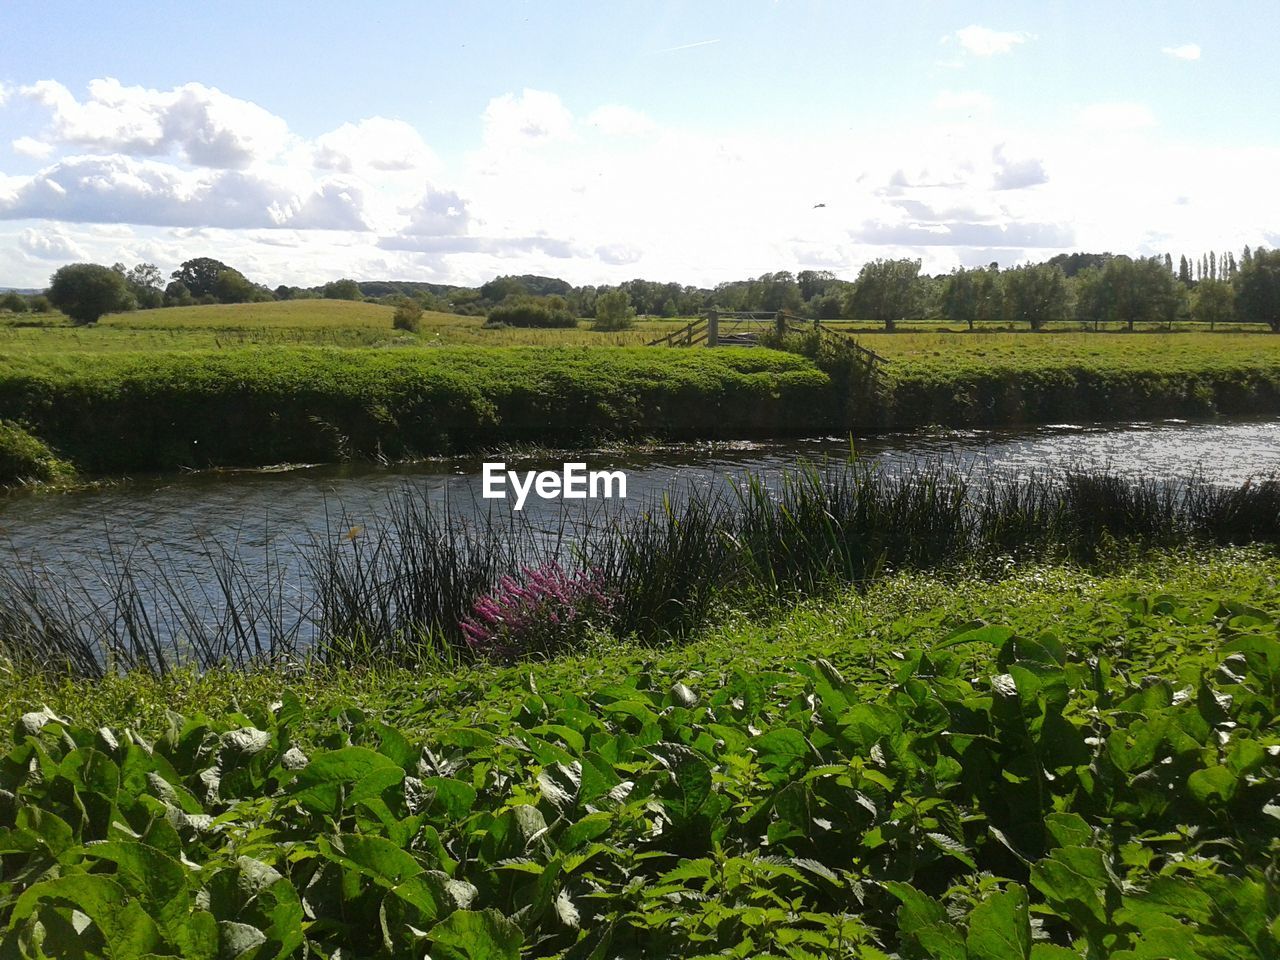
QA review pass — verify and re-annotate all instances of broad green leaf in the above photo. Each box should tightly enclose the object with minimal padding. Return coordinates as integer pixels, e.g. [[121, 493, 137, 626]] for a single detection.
[[966, 884, 1032, 960], [289, 746, 405, 814], [428, 908, 523, 960]]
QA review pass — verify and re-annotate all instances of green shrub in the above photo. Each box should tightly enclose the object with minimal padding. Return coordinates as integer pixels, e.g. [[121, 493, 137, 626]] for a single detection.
[[392, 298, 423, 333], [592, 289, 635, 331], [26, 295, 52, 313], [0, 421, 73, 484], [487, 296, 576, 328], [0, 292, 27, 313]]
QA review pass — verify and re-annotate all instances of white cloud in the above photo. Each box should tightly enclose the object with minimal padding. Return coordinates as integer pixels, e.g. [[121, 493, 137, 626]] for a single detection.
[[585, 105, 658, 137], [17, 226, 86, 260], [313, 118, 438, 174], [0, 155, 368, 230], [1077, 102, 1158, 131], [1162, 43, 1201, 61], [482, 89, 574, 147], [951, 25, 1033, 57], [12, 137, 55, 159], [19, 78, 291, 169]]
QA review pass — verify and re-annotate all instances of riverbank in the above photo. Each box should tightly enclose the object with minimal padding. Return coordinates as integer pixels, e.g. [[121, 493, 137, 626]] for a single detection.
[[2, 547, 1276, 956], [3, 336, 1280, 481]]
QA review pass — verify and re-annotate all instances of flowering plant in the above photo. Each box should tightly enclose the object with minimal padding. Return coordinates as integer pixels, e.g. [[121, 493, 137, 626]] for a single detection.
[[459, 563, 614, 661]]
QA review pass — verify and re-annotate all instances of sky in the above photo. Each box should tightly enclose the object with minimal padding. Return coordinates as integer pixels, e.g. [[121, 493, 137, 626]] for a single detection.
[[1, 0, 1278, 290]]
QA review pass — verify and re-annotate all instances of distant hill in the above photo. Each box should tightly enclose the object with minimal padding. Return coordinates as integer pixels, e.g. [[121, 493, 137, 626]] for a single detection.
[[0, 288, 43, 296]]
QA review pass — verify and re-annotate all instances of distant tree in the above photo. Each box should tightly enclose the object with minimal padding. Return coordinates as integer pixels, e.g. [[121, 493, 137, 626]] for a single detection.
[[163, 281, 194, 307], [212, 269, 255, 304], [171, 258, 235, 299], [1236, 248, 1280, 332], [113, 262, 164, 309], [274, 285, 294, 301], [1178, 254, 1192, 286], [940, 268, 986, 330], [1045, 252, 1111, 278], [48, 263, 135, 324], [1242, 245, 1253, 269], [27, 294, 52, 313], [1209, 251, 1217, 282], [392, 297, 423, 333], [322, 278, 362, 301], [592, 289, 635, 331], [0, 292, 27, 313], [1001, 263, 1068, 331], [1164, 252, 1173, 272], [845, 258, 921, 330], [487, 296, 576, 328], [1190, 279, 1235, 329]]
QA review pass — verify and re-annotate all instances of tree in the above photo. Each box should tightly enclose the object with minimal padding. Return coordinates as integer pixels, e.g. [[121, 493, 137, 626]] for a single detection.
[[1001, 263, 1068, 331], [1178, 255, 1192, 286], [212, 269, 255, 304], [171, 258, 235, 299], [0, 292, 27, 313], [114, 262, 164, 309], [592, 289, 635, 331], [163, 281, 194, 307], [1190, 279, 1234, 329], [48, 263, 135, 324], [322, 278, 363, 300], [1236, 248, 1280, 332], [845, 258, 921, 330], [27, 295, 52, 313]]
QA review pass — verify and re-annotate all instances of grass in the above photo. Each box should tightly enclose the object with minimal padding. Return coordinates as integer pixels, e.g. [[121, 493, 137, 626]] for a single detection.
[[3, 302, 1280, 479], [1, 547, 1277, 957], [0, 301, 690, 353], [0, 346, 828, 476]]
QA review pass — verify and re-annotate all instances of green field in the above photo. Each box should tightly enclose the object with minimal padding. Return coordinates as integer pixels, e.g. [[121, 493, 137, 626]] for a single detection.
[[0, 301, 690, 353], [3, 548, 1277, 957], [2, 300, 1280, 480]]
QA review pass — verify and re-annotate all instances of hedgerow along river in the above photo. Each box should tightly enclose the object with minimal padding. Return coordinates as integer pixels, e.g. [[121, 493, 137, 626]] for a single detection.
[[1, 415, 1277, 645]]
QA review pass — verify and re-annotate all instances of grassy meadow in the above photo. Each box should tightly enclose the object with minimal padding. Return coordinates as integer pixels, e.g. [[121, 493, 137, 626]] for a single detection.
[[2, 300, 1280, 480]]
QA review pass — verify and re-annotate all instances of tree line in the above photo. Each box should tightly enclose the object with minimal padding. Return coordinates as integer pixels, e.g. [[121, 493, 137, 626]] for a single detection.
[[11, 247, 1280, 330]]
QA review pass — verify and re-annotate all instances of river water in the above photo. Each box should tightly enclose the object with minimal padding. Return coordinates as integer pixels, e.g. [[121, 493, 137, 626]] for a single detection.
[[2, 416, 1278, 577]]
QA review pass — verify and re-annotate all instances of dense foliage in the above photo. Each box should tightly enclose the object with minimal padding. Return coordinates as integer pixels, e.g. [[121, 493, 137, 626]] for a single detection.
[[1, 552, 1277, 957], [487, 297, 578, 329], [0, 347, 827, 474]]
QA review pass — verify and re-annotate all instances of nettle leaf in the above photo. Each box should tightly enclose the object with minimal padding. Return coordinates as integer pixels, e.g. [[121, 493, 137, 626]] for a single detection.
[[320, 832, 426, 886], [289, 745, 405, 814], [965, 884, 1032, 960], [11, 874, 162, 958], [885, 881, 947, 935], [648, 743, 712, 823], [1030, 846, 1112, 932], [220, 727, 272, 760], [218, 920, 267, 959], [428, 908, 524, 960], [422, 776, 479, 819], [1187, 764, 1238, 805], [753, 727, 809, 776], [935, 622, 1015, 651], [82, 840, 191, 940]]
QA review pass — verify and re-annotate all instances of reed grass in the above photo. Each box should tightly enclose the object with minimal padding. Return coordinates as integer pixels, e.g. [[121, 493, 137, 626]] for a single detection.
[[0, 463, 1276, 678]]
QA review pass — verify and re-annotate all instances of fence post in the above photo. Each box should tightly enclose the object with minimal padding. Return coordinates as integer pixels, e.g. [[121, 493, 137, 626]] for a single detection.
[[707, 309, 719, 347]]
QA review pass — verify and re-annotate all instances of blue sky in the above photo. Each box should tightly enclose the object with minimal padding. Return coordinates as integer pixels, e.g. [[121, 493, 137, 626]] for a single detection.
[[1, 1, 1278, 288]]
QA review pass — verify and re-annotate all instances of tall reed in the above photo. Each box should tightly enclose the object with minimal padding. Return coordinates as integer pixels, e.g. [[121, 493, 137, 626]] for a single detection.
[[0, 464, 1276, 677]]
